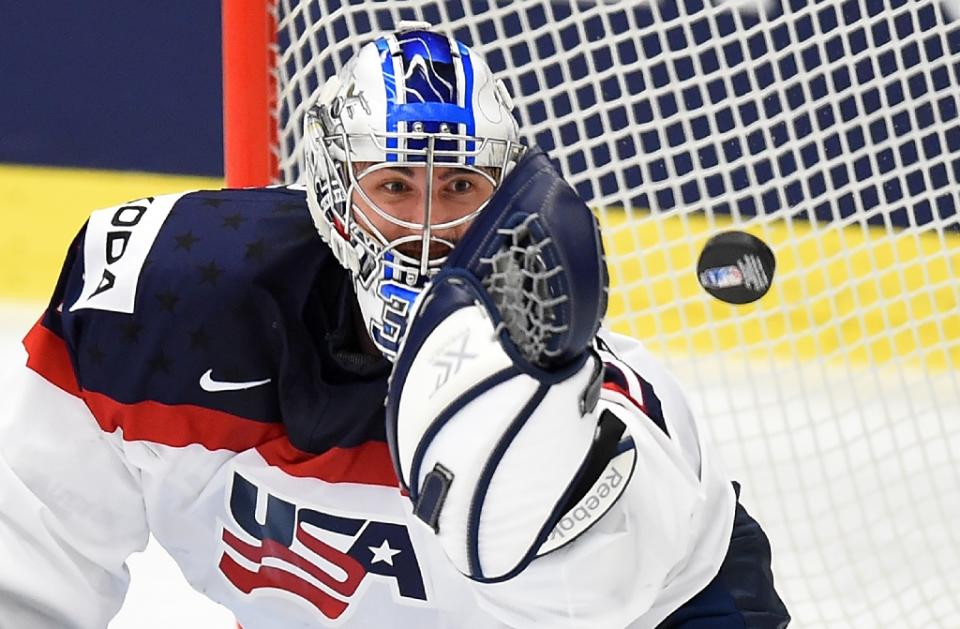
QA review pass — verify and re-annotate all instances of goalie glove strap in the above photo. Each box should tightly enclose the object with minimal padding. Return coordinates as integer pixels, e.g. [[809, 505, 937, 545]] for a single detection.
[[553, 409, 626, 520]]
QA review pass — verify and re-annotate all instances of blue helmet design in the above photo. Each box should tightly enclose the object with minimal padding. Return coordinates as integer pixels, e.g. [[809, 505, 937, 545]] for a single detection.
[[303, 23, 525, 359]]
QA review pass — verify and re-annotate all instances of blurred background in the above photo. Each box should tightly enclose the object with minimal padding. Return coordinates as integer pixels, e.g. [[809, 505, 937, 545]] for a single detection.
[[0, 2, 235, 626], [0, 1, 225, 305]]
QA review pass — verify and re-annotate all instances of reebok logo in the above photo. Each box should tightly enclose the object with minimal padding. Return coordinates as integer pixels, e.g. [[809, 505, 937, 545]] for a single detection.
[[538, 445, 637, 556]]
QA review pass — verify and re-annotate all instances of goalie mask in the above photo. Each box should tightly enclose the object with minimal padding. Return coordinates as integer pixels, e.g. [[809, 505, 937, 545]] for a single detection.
[[303, 24, 525, 359]]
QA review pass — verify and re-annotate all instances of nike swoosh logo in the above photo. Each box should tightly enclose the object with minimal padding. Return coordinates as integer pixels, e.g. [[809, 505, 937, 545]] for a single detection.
[[199, 369, 271, 392]]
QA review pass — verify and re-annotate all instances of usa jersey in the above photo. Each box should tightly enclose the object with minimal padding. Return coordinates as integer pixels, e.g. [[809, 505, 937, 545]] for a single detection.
[[0, 188, 736, 628]]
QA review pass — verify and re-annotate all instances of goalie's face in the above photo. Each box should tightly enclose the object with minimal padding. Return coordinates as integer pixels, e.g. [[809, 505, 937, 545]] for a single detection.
[[302, 26, 524, 360], [351, 162, 497, 268]]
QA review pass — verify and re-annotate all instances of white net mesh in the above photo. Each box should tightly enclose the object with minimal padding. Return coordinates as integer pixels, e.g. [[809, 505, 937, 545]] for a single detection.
[[269, 1, 960, 626]]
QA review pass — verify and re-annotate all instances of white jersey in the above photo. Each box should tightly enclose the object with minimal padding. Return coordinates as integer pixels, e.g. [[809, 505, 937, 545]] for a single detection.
[[0, 188, 735, 629]]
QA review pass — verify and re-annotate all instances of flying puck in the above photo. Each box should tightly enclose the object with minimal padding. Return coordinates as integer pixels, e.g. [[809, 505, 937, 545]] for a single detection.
[[696, 231, 775, 304]]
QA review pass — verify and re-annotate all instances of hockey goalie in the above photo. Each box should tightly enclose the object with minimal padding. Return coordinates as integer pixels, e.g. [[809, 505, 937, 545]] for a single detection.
[[0, 24, 789, 629]]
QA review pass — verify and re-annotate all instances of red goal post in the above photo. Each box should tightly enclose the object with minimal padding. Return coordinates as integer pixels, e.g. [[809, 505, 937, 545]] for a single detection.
[[222, 0, 277, 187]]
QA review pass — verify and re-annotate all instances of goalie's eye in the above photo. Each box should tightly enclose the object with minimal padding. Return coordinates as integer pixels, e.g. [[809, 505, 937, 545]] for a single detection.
[[437, 170, 495, 201], [447, 178, 474, 194], [381, 179, 413, 195]]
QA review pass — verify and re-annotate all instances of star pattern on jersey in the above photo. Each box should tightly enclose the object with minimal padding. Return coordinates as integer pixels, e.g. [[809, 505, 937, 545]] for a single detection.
[[368, 539, 402, 566], [189, 326, 210, 350], [174, 232, 199, 252], [245, 239, 267, 262], [198, 260, 224, 285], [120, 320, 143, 344], [156, 291, 180, 313], [65, 189, 320, 425], [222, 213, 246, 230], [273, 201, 303, 214], [146, 350, 173, 376]]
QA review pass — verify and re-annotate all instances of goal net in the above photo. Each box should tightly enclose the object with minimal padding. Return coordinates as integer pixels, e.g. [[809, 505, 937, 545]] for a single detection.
[[223, 1, 960, 626]]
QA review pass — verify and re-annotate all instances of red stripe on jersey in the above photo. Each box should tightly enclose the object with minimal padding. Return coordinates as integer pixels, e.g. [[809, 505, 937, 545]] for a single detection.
[[23, 320, 401, 486], [23, 321, 82, 397], [221, 528, 365, 599], [23, 319, 285, 451], [82, 390, 286, 450], [256, 438, 399, 487], [602, 381, 647, 415], [219, 533, 351, 619]]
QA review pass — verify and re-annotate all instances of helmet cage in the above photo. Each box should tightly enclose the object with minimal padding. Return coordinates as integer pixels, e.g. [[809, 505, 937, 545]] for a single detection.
[[310, 107, 525, 286], [301, 26, 526, 360]]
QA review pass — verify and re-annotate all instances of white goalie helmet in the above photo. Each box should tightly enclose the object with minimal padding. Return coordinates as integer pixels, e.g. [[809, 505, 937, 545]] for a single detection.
[[303, 23, 525, 359]]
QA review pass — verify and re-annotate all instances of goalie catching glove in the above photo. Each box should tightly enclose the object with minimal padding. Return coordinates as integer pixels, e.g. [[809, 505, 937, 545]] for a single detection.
[[386, 148, 631, 582]]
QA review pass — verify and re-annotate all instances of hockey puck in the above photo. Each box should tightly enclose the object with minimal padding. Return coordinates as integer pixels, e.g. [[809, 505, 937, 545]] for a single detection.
[[696, 231, 775, 304]]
